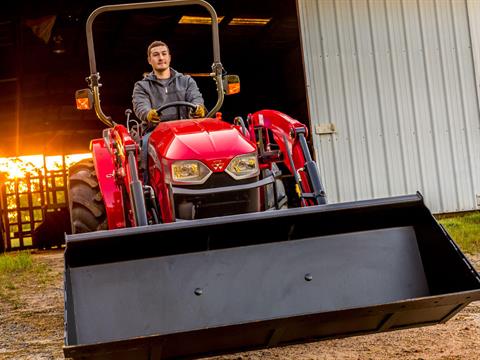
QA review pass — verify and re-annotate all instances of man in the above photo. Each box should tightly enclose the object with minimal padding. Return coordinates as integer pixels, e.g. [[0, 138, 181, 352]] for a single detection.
[[133, 40, 207, 182], [132, 40, 206, 127]]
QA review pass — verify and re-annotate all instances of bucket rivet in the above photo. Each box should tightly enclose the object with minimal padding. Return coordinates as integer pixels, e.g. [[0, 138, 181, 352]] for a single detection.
[[194, 288, 203, 296], [305, 273, 313, 281]]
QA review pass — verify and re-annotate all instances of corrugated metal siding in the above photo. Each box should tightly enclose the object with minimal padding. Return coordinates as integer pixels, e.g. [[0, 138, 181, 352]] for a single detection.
[[298, 0, 480, 213]]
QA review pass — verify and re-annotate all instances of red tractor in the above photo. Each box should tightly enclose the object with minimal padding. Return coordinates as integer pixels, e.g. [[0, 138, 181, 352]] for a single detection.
[[70, 11, 325, 231], [64, 1, 480, 359], [70, 104, 326, 230]]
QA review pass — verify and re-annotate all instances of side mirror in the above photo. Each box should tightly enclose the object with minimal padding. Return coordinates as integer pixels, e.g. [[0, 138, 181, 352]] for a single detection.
[[223, 75, 240, 95], [75, 89, 94, 110]]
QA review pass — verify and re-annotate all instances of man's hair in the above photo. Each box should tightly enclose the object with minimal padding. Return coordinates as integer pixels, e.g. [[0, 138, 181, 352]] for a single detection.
[[147, 40, 169, 58]]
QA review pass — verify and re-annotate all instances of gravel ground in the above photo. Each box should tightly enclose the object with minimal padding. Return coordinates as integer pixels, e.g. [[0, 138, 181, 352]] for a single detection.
[[0, 251, 479, 360]]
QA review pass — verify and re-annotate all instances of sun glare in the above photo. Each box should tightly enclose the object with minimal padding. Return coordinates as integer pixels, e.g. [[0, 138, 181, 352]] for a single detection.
[[0, 153, 91, 180]]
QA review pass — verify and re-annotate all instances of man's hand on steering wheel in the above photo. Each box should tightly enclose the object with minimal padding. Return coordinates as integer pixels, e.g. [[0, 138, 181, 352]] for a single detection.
[[190, 104, 207, 118], [147, 109, 161, 124]]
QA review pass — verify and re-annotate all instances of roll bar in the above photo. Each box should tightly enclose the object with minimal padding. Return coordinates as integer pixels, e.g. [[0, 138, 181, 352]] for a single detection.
[[85, 0, 224, 127]]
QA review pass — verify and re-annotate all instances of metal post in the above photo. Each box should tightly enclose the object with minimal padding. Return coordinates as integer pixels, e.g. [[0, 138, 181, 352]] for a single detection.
[[296, 130, 327, 205]]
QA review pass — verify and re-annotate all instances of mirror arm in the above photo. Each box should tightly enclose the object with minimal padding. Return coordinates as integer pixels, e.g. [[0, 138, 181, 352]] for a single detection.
[[89, 73, 115, 127], [207, 62, 225, 118]]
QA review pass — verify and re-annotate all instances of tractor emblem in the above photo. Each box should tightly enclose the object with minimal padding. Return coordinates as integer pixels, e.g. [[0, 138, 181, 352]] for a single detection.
[[211, 160, 225, 171]]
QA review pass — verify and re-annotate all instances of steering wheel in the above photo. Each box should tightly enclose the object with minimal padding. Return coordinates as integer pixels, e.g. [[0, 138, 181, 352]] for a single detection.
[[156, 101, 197, 119]]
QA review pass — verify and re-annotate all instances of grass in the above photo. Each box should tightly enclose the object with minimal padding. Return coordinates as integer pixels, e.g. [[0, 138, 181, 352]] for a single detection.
[[0, 251, 33, 274], [438, 212, 480, 254], [0, 251, 49, 308]]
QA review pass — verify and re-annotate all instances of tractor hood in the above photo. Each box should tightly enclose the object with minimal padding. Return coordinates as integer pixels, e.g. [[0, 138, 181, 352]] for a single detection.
[[149, 118, 256, 163]]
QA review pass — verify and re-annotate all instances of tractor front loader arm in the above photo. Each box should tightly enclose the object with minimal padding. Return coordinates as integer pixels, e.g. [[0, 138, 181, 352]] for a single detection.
[[112, 125, 148, 226], [249, 110, 326, 205], [98, 125, 148, 227]]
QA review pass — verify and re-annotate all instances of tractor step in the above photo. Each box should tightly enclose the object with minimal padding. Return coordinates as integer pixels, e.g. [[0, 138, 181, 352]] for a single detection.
[[63, 194, 480, 360]]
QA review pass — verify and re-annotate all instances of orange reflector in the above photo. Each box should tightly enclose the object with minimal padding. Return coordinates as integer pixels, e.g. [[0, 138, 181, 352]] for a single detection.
[[228, 83, 240, 95], [76, 97, 91, 110]]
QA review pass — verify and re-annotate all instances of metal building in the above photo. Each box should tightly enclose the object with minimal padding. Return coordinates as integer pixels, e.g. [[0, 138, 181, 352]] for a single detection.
[[297, 0, 480, 213]]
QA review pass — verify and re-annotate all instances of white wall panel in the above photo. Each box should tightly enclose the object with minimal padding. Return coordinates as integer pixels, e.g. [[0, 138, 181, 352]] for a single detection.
[[298, 0, 480, 213]]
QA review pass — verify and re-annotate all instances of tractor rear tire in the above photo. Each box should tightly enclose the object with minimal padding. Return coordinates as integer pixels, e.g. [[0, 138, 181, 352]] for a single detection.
[[68, 158, 108, 234]]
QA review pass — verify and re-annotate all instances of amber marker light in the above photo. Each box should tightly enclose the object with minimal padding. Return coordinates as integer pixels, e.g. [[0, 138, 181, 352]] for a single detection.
[[76, 97, 90, 110], [228, 82, 240, 95], [75, 89, 93, 110]]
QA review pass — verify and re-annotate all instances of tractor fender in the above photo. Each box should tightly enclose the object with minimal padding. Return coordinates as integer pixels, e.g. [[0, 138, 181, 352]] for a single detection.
[[91, 138, 126, 229]]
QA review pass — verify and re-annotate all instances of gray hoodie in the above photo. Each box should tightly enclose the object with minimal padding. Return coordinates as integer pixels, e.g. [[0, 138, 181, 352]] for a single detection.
[[132, 68, 204, 123]]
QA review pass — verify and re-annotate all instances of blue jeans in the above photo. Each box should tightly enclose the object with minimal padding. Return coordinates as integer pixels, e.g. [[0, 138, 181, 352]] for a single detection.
[[141, 130, 153, 183]]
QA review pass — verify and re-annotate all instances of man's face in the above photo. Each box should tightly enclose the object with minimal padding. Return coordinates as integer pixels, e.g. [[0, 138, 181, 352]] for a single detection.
[[148, 45, 171, 72]]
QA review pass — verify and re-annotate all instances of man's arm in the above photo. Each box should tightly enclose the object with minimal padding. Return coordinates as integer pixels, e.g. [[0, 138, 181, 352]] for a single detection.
[[185, 76, 204, 105], [132, 82, 153, 122]]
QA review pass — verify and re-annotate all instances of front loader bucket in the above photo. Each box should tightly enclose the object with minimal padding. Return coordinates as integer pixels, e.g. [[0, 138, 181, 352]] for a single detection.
[[64, 193, 480, 359]]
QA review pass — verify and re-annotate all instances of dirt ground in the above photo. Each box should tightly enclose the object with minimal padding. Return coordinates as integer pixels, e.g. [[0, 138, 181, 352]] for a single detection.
[[0, 251, 479, 360]]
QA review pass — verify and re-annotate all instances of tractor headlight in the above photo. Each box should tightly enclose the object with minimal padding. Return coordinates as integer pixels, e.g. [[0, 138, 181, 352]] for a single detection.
[[171, 160, 212, 184], [226, 153, 259, 180]]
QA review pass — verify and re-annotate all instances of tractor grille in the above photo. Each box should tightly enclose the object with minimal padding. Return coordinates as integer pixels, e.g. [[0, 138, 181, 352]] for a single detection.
[[179, 172, 257, 190], [173, 174, 260, 220]]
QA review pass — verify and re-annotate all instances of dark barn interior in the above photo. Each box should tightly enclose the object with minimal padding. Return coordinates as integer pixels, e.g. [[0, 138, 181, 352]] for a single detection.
[[0, 0, 308, 157]]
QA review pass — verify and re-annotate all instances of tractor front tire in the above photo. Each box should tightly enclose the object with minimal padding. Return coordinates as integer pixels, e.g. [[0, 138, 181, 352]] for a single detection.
[[68, 158, 107, 234]]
